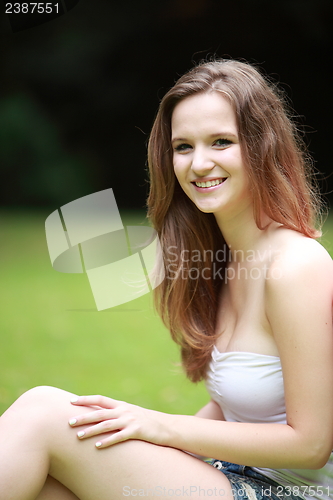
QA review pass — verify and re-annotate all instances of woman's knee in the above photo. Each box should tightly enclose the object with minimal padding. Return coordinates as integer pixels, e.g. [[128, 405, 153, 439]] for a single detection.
[[15, 386, 71, 410], [21, 385, 72, 402], [5, 386, 74, 426]]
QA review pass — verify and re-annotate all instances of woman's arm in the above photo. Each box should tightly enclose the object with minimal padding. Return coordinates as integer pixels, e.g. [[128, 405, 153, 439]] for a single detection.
[[195, 400, 225, 420], [69, 240, 333, 469], [165, 240, 333, 468], [162, 240, 333, 468]]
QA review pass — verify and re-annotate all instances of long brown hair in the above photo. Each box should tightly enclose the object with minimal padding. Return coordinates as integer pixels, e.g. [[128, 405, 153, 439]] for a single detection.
[[147, 59, 323, 382]]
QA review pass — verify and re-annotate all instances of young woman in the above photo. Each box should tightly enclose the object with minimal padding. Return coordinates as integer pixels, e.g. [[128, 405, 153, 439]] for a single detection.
[[1, 59, 332, 500]]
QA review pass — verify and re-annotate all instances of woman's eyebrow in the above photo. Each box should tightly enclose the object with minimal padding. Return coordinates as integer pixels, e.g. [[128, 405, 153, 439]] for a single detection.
[[171, 137, 190, 144], [208, 132, 238, 139], [171, 132, 238, 143]]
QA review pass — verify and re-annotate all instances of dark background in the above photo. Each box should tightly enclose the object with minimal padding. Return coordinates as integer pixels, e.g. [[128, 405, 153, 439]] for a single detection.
[[0, 0, 332, 211]]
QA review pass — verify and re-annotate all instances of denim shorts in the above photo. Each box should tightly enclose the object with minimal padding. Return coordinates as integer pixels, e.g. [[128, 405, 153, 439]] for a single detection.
[[209, 460, 304, 500]]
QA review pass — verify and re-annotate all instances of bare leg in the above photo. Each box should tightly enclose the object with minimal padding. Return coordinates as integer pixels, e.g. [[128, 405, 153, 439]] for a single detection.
[[35, 477, 79, 500], [0, 386, 233, 500]]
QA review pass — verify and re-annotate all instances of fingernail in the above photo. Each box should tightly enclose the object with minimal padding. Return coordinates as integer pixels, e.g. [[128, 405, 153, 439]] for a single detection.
[[77, 431, 85, 438], [95, 441, 102, 448], [69, 418, 77, 426], [71, 396, 79, 403]]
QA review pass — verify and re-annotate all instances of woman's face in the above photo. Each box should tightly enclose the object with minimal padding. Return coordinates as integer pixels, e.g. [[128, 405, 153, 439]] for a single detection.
[[171, 92, 253, 221]]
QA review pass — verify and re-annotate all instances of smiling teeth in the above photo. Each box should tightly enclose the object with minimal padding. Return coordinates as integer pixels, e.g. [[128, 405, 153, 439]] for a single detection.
[[195, 179, 225, 188]]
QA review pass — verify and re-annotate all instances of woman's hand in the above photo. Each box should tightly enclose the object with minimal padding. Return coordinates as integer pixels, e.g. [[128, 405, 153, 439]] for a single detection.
[[69, 395, 171, 449]]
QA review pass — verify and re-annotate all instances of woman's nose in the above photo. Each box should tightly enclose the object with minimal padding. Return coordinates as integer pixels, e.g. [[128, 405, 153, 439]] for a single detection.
[[191, 147, 215, 175]]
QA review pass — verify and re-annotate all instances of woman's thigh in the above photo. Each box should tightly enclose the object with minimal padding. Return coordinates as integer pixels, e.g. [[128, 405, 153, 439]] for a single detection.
[[54, 439, 234, 500], [36, 476, 79, 500], [6, 386, 234, 500]]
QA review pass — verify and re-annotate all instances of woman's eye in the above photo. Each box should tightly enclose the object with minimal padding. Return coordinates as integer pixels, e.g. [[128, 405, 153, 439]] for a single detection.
[[214, 138, 232, 147], [174, 143, 192, 152]]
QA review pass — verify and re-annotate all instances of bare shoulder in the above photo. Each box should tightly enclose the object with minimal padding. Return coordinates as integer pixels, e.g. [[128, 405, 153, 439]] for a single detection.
[[264, 228, 333, 354], [266, 229, 333, 288]]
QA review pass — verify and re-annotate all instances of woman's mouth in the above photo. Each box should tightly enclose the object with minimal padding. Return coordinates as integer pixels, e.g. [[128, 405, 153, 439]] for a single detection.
[[192, 178, 227, 190]]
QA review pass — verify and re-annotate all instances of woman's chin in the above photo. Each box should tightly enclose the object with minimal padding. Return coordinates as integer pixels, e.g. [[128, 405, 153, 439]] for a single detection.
[[194, 202, 220, 214]]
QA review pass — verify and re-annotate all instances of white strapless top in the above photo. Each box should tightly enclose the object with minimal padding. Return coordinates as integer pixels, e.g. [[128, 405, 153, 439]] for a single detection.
[[205, 346, 333, 500], [206, 346, 286, 424]]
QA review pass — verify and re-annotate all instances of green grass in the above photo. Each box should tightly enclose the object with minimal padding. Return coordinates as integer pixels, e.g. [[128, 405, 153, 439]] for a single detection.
[[0, 209, 209, 416], [1, 209, 333, 416]]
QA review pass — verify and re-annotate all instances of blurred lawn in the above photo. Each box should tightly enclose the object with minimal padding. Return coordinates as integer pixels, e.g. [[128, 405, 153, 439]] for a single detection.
[[1, 209, 333, 416], [0, 209, 210, 416]]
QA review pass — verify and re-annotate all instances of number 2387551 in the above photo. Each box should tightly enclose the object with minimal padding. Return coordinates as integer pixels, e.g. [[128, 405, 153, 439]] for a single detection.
[[5, 3, 60, 14]]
